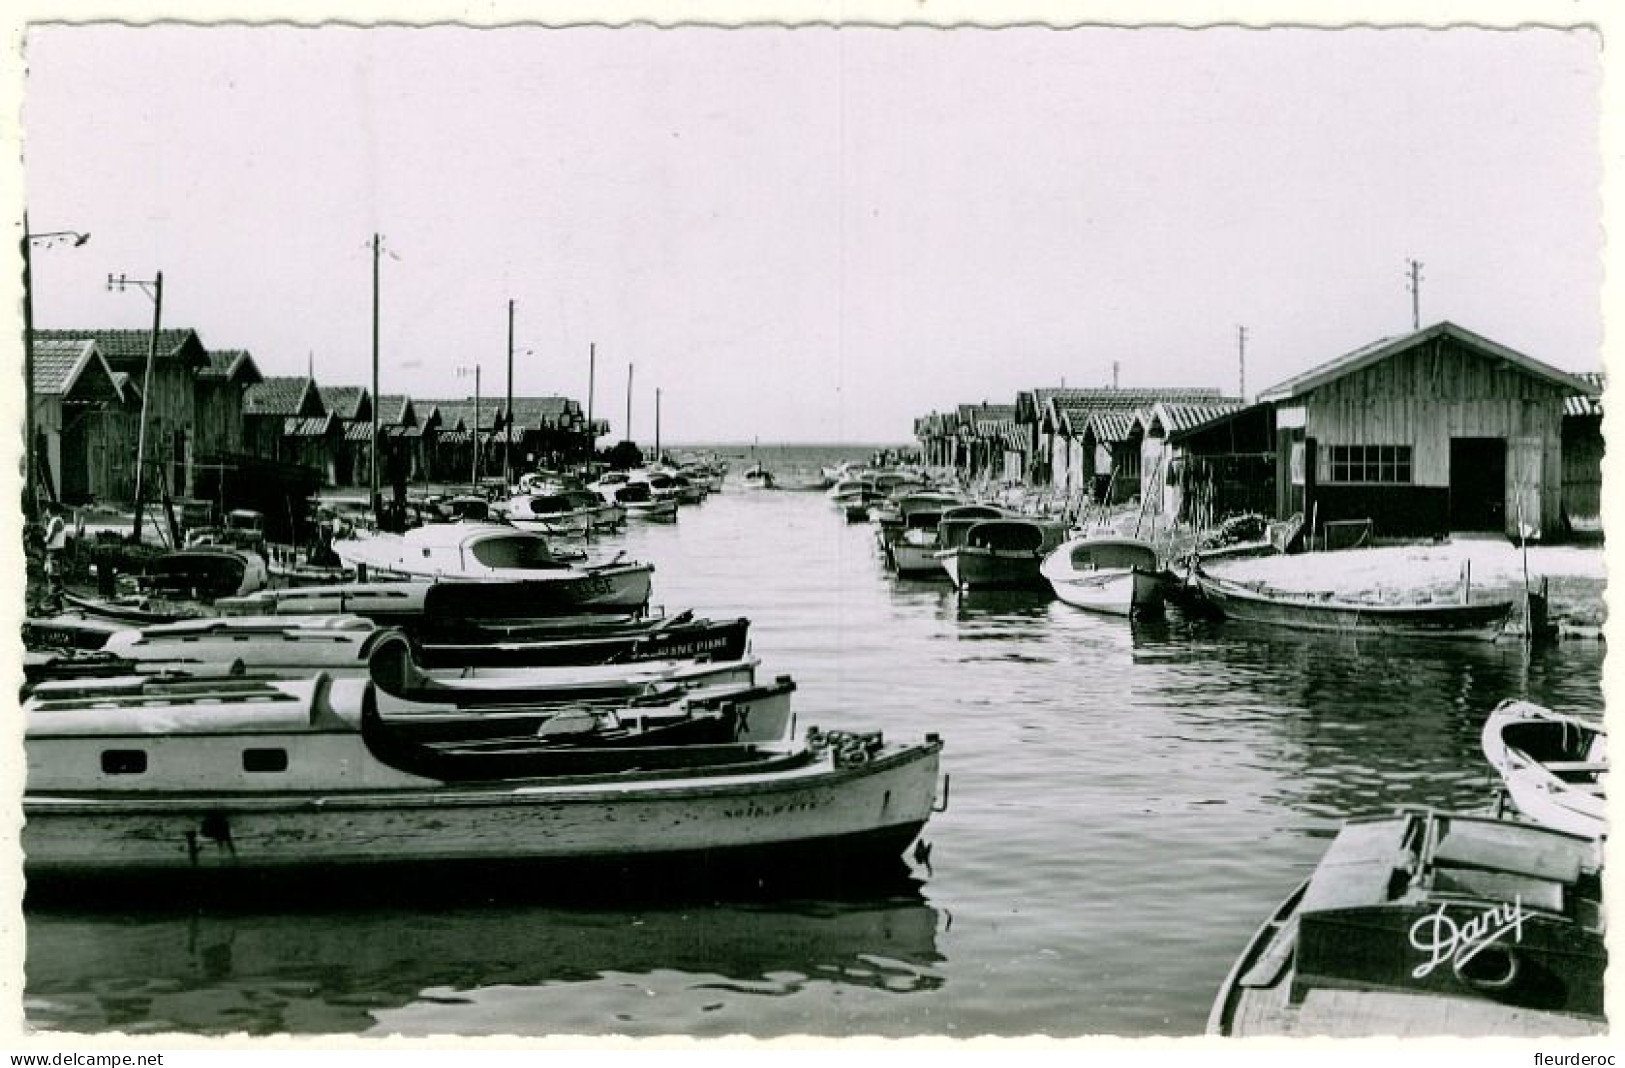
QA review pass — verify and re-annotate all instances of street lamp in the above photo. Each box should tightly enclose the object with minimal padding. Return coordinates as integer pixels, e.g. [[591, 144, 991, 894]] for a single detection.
[[21, 214, 91, 518], [457, 364, 481, 490]]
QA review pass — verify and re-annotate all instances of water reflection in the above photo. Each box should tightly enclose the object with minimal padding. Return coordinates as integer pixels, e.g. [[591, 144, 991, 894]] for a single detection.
[[27, 893, 945, 1036]]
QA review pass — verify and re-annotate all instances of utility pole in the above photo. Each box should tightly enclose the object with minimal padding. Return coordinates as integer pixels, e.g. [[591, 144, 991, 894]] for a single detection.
[[108, 271, 164, 542], [370, 233, 382, 518], [655, 387, 662, 460], [1407, 258, 1424, 331], [505, 299, 514, 486], [587, 342, 596, 463], [1111, 361, 1120, 390], [1238, 325, 1248, 401], [626, 363, 634, 443]]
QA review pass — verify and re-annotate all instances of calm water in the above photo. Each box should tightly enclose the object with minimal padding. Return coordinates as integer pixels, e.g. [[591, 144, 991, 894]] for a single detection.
[[25, 445, 1605, 1038]]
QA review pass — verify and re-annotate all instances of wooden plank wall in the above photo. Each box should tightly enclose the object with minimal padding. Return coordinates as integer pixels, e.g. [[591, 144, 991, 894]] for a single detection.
[[1305, 339, 1567, 532]]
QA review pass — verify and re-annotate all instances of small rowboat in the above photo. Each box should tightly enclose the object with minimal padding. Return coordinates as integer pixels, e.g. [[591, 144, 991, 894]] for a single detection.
[[1481, 699, 1606, 840], [1040, 536, 1167, 617], [1190, 564, 1513, 641]]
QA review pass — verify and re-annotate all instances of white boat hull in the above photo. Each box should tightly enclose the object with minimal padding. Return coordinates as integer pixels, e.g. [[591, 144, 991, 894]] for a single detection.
[[23, 742, 941, 880], [891, 541, 945, 577], [1048, 569, 1164, 617]]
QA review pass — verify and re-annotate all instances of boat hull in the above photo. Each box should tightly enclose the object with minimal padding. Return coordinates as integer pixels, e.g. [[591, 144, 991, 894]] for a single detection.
[[938, 548, 1047, 591], [1048, 569, 1166, 617], [891, 541, 945, 577], [23, 741, 941, 886]]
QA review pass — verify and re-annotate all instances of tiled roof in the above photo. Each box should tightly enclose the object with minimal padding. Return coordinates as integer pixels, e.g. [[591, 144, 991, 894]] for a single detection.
[[321, 386, 371, 420], [1082, 410, 1140, 443], [957, 403, 1017, 424], [33, 328, 209, 372], [417, 399, 502, 432], [1258, 321, 1596, 402], [1143, 401, 1247, 436], [376, 394, 416, 425], [199, 349, 262, 384], [343, 421, 376, 442], [110, 371, 137, 402], [246, 376, 320, 416], [507, 396, 581, 430], [32, 336, 97, 395]]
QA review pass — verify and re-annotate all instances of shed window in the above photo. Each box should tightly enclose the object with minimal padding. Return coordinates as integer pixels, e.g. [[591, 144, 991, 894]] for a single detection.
[[101, 750, 148, 775], [1327, 445, 1412, 484], [242, 748, 289, 773]]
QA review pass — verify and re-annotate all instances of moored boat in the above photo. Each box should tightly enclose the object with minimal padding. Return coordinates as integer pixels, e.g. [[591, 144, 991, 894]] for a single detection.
[[1040, 536, 1167, 617], [331, 523, 653, 608], [742, 463, 776, 490], [1481, 699, 1606, 840], [1209, 809, 1606, 1037], [22, 671, 944, 895], [501, 491, 599, 536], [1190, 563, 1513, 641], [63, 547, 271, 625]]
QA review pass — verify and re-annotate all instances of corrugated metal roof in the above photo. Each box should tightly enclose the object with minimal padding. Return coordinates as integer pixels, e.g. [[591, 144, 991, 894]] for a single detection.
[[1257, 321, 1596, 402], [1145, 401, 1247, 436], [342, 421, 376, 441], [1566, 395, 1602, 417], [284, 415, 336, 437]]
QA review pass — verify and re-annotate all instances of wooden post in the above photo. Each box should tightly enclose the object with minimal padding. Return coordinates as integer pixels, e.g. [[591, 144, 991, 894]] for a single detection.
[[130, 271, 164, 542]]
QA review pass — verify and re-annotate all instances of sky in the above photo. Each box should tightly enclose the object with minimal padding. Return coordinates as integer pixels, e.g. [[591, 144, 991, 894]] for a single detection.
[[18, 24, 1605, 444]]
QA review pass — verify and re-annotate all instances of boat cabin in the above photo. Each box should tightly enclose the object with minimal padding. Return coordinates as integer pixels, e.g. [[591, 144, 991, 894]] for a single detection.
[[963, 519, 1054, 554], [936, 505, 1009, 552], [400, 524, 569, 572], [1062, 538, 1159, 573]]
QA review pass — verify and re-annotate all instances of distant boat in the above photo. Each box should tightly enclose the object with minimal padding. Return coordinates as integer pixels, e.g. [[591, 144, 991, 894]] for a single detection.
[[1209, 809, 1605, 1037], [1040, 536, 1167, 617], [936, 517, 1067, 591], [742, 463, 776, 490], [1481, 699, 1606, 840], [1189, 564, 1513, 641]]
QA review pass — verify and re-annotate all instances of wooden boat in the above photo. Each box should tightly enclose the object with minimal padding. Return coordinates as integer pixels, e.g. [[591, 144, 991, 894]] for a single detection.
[[216, 578, 645, 635], [63, 547, 271, 625], [416, 613, 752, 668], [604, 481, 679, 522], [1481, 700, 1606, 840], [501, 491, 598, 536], [1209, 809, 1605, 1037], [98, 615, 761, 693], [937, 517, 1067, 591], [22, 672, 943, 892], [1039, 536, 1167, 617], [1190, 563, 1513, 641], [742, 464, 776, 490], [889, 511, 951, 577], [331, 523, 653, 608]]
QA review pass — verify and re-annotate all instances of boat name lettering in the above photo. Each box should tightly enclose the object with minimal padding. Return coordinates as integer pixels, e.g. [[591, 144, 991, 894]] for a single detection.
[[1408, 896, 1525, 979], [721, 798, 827, 818]]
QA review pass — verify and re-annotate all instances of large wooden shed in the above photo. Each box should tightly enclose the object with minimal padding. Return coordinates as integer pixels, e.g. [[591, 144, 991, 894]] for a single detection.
[[1257, 321, 1594, 540]]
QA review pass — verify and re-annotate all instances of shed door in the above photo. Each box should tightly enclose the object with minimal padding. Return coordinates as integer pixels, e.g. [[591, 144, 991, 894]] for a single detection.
[[1449, 438, 1505, 532], [1505, 435, 1543, 540]]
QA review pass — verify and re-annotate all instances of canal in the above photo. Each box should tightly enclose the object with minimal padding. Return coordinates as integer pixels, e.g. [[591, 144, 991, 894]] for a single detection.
[[25, 451, 1604, 1038]]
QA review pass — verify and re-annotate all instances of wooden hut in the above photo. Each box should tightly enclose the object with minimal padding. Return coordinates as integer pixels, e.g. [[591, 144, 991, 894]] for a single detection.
[[319, 385, 374, 487], [1257, 321, 1594, 540], [1165, 402, 1279, 525], [30, 337, 126, 504], [1134, 400, 1245, 518], [34, 328, 212, 500], [243, 376, 325, 465]]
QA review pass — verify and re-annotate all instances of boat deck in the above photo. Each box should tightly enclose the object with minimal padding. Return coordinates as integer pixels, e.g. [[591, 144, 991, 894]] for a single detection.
[[1225, 977, 1605, 1038]]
